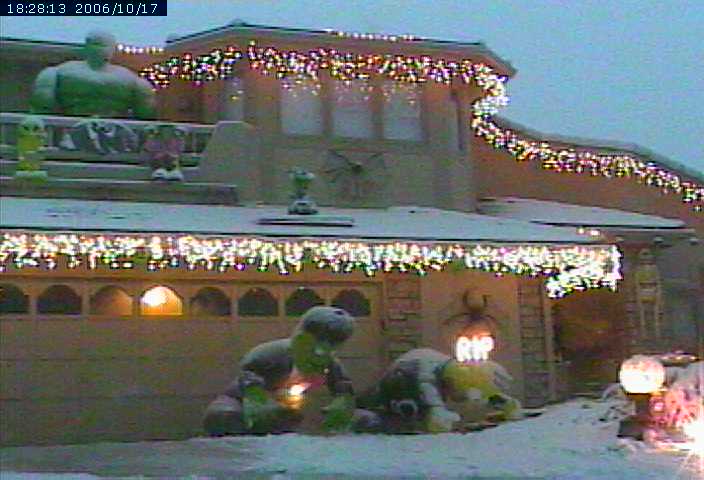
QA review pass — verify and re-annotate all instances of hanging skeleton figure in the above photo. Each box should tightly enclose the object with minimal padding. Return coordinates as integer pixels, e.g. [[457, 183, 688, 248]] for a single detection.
[[140, 124, 186, 181], [321, 150, 387, 201], [60, 118, 138, 155]]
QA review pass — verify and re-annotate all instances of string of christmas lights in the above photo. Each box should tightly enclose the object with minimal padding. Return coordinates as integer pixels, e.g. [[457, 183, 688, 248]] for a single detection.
[[117, 43, 164, 55], [137, 39, 704, 212], [323, 29, 420, 43], [0, 232, 620, 298]]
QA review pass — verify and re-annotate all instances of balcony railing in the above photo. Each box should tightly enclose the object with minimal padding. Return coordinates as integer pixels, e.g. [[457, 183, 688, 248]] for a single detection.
[[0, 112, 215, 166]]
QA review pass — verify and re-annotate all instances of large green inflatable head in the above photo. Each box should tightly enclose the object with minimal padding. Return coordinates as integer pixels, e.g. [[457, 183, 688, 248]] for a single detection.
[[291, 306, 354, 375]]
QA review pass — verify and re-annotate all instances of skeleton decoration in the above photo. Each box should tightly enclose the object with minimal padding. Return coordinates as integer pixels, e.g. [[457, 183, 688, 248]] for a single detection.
[[288, 167, 318, 215], [59, 118, 138, 155], [14, 115, 48, 181], [202, 306, 356, 435], [140, 124, 186, 181], [321, 150, 387, 201], [634, 248, 663, 347], [355, 348, 521, 433]]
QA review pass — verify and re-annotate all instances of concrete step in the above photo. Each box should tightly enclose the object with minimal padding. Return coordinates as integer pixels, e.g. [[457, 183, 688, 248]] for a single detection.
[[1, 159, 200, 182], [1, 176, 239, 205]]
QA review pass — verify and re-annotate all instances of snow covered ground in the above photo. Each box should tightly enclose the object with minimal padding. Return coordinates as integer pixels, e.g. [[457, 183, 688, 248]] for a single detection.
[[1, 399, 701, 479]]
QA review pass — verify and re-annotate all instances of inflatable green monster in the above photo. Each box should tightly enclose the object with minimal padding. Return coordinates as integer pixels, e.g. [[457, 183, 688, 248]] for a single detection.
[[203, 306, 356, 435], [31, 31, 155, 119]]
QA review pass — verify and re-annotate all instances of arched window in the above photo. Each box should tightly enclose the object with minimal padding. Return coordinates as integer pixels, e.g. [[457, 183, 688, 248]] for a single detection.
[[140, 285, 182, 316], [0, 284, 29, 315], [37, 285, 81, 315], [331, 289, 371, 317], [90, 285, 132, 316], [238, 288, 278, 317], [285, 287, 324, 317], [191, 287, 231, 317]]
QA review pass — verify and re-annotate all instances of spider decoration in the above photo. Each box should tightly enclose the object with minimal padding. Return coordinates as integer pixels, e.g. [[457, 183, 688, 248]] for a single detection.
[[442, 289, 499, 342], [321, 150, 388, 201]]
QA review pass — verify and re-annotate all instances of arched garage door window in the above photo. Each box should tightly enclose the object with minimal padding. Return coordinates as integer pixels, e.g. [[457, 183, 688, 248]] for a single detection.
[[38, 285, 81, 315], [285, 287, 324, 317], [331, 289, 371, 317], [238, 288, 278, 317], [90, 285, 132, 316], [191, 287, 231, 317], [140, 285, 182, 316], [0, 284, 29, 315]]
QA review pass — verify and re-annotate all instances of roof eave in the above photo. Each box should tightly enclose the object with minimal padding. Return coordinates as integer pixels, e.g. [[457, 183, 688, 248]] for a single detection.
[[494, 116, 704, 184], [164, 23, 516, 77]]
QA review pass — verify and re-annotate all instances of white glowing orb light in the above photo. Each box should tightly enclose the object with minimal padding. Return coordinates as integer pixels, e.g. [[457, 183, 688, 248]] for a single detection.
[[456, 335, 495, 362], [619, 355, 666, 394], [142, 286, 168, 307]]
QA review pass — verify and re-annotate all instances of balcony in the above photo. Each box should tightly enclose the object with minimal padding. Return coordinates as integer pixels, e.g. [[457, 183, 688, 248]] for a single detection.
[[0, 113, 254, 205]]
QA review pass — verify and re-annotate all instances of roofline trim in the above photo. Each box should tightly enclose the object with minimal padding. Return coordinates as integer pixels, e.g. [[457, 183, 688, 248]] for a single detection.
[[495, 115, 704, 184], [0, 226, 602, 245], [164, 22, 516, 76]]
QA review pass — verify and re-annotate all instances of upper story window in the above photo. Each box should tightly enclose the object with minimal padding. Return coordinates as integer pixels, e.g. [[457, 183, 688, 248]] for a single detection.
[[332, 80, 374, 138], [280, 78, 323, 135], [382, 81, 422, 141], [222, 76, 245, 121]]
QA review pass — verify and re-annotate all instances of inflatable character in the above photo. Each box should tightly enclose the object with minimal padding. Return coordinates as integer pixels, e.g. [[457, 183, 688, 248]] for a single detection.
[[31, 30, 155, 119], [357, 348, 521, 433], [14, 115, 48, 181], [140, 124, 186, 181], [203, 306, 356, 435]]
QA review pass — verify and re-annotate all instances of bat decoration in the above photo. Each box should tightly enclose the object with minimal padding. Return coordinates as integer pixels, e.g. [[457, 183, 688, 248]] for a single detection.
[[321, 150, 387, 200]]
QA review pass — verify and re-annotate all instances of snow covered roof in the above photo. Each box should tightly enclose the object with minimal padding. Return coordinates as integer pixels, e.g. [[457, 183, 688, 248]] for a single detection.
[[0, 197, 603, 244], [480, 197, 687, 230]]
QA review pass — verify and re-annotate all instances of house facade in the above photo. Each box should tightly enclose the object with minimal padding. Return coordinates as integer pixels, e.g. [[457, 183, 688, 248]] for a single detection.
[[0, 23, 701, 446]]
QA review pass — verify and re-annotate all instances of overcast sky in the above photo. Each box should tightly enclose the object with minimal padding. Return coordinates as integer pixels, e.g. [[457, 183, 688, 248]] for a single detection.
[[2, 0, 702, 172]]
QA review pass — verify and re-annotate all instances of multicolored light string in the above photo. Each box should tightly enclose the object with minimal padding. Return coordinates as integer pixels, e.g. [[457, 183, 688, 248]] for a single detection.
[[138, 39, 704, 212], [0, 232, 621, 298]]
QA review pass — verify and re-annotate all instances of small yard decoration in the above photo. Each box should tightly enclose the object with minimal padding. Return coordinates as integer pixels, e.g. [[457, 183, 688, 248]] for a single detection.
[[140, 123, 186, 181], [14, 115, 48, 181], [288, 167, 318, 215]]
